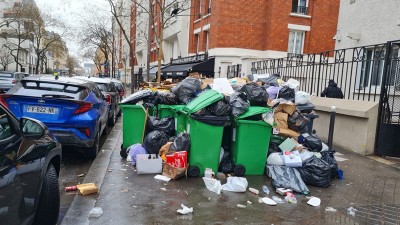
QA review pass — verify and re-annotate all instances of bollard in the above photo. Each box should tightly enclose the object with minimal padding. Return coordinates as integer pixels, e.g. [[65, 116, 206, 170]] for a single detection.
[[327, 106, 336, 151]]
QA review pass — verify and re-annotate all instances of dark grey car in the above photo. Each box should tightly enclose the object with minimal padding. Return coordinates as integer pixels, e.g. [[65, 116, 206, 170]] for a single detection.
[[0, 103, 62, 225]]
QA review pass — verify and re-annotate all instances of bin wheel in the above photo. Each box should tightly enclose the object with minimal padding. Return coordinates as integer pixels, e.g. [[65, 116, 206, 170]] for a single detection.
[[188, 166, 200, 178], [120, 145, 128, 158], [234, 165, 246, 177]]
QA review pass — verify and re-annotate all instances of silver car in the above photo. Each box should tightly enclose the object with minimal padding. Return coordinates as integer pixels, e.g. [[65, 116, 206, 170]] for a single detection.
[[0, 71, 29, 93]]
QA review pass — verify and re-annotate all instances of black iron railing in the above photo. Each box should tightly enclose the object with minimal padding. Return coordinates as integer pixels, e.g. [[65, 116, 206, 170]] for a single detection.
[[252, 41, 400, 103], [292, 6, 308, 15], [227, 64, 242, 78]]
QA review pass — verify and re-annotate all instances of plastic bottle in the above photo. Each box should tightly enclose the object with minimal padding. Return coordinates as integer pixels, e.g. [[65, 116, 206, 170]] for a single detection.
[[262, 185, 270, 195], [272, 122, 280, 135]]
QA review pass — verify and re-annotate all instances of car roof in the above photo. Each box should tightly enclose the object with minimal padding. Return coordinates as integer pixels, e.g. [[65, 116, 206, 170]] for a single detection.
[[110, 78, 123, 84], [24, 75, 89, 86], [0, 71, 14, 74], [73, 76, 114, 84]]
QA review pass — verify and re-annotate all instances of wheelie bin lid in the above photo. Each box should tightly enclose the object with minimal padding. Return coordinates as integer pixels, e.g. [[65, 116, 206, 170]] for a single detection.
[[182, 89, 224, 114], [236, 106, 272, 120]]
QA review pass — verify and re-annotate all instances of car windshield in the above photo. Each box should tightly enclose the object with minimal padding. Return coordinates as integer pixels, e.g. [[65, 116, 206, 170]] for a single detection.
[[96, 83, 113, 92], [0, 73, 13, 78], [115, 83, 123, 92]]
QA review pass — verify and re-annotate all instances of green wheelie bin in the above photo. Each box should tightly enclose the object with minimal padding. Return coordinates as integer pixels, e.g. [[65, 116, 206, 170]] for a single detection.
[[231, 106, 272, 176], [181, 90, 228, 177], [119, 104, 148, 158], [158, 104, 187, 135]]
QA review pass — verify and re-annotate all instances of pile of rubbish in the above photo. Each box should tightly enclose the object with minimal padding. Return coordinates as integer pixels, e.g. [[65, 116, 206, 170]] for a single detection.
[[120, 73, 343, 201]]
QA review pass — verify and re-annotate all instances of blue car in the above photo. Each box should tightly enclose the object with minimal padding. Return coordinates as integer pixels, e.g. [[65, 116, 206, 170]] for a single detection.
[[0, 75, 109, 159]]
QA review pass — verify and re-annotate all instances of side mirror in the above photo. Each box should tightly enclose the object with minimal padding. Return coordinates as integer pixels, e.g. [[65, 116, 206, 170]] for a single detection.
[[20, 117, 46, 139]]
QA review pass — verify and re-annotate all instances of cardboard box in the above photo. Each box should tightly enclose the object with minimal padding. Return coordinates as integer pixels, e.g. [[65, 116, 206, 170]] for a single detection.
[[283, 150, 302, 167], [162, 163, 187, 180], [76, 183, 98, 196], [165, 151, 188, 168], [136, 154, 162, 174]]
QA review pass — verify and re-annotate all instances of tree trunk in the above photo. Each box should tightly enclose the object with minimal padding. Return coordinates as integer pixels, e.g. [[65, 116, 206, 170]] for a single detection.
[[35, 52, 41, 74], [157, 27, 164, 84]]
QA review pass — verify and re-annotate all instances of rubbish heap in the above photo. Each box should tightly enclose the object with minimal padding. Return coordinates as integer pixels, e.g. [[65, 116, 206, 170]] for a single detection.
[[119, 73, 342, 207]]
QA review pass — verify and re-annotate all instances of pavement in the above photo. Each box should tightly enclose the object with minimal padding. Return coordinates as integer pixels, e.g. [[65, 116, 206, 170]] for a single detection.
[[61, 119, 400, 225]]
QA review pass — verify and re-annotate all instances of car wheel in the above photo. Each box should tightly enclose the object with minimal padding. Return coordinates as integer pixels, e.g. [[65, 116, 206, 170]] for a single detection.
[[109, 110, 117, 126], [85, 130, 100, 159], [33, 164, 60, 225], [117, 106, 122, 117]]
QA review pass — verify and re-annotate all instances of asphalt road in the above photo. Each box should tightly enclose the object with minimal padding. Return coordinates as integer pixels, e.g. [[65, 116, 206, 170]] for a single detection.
[[57, 131, 109, 224]]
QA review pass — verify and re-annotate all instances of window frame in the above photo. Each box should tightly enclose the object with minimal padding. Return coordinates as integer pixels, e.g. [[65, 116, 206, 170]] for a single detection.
[[288, 30, 305, 55]]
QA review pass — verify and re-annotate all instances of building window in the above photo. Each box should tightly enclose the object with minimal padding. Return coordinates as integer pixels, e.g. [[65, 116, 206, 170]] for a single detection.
[[205, 0, 211, 14], [292, 0, 308, 15], [199, 0, 202, 18], [288, 31, 304, 55], [171, 42, 174, 59], [359, 49, 386, 88], [205, 31, 209, 52]]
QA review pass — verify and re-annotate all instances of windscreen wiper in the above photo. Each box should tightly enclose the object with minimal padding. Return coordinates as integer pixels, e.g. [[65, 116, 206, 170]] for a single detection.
[[42, 94, 74, 99]]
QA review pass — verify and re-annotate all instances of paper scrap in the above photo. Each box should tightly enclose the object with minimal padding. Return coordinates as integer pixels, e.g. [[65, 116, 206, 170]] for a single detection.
[[261, 197, 277, 206], [177, 204, 193, 215], [307, 197, 321, 207], [154, 175, 171, 182]]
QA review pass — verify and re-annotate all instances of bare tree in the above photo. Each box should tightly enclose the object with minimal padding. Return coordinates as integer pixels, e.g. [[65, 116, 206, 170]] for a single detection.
[[82, 49, 103, 75], [66, 55, 79, 75], [0, 45, 13, 71], [107, 0, 191, 85]]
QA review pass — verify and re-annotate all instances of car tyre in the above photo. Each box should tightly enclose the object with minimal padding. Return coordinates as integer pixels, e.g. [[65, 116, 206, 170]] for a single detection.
[[33, 164, 60, 225], [85, 130, 100, 160], [109, 110, 117, 126]]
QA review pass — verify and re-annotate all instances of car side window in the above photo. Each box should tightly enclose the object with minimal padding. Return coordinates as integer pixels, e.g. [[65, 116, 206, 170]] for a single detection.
[[0, 108, 15, 140], [93, 85, 103, 99], [110, 83, 117, 92]]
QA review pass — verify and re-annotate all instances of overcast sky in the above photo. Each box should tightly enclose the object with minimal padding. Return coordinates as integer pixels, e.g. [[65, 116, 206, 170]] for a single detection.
[[35, 0, 111, 63]]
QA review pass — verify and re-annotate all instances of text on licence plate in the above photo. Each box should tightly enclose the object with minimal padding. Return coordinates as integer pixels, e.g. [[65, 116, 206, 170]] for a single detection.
[[27, 106, 58, 114]]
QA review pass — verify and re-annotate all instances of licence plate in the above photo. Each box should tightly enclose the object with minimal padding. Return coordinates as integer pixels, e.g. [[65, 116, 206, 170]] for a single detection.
[[27, 106, 58, 114]]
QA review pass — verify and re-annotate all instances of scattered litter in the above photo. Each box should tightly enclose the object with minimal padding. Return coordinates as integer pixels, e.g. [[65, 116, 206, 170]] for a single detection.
[[185, 191, 189, 195], [77, 174, 84, 178], [160, 188, 167, 191], [177, 204, 193, 215], [325, 207, 337, 212], [284, 193, 297, 204], [88, 207, 103, 218], [154, 175, 171, 182], [76, 183, 98, 196], [334, 156, 348, 162], [249, 187, 259, 195], [203, 177, 222, 195], [271, 196, 284, 204], [132, 205, 137, 208], [127, 154, 133, 162], [237, 204, 247, 208], [125, 177, 128, 179], [108, 170, 113, 172], [162, 201, 167, 204], [307, 197, 321, 207], [65, 186, 77, 192], [208, 197, 211, 201], [261, 197, 277, 206], [222, 177, 248, 192], [347, 207, 357, 217], [262, 185, 270, 195], [276, 188, 293, 196], [247, 201, 252, 205], [258, 198, 263, 203]]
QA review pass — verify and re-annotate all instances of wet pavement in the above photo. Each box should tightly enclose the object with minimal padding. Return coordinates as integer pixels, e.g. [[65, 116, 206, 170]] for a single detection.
[[57, 129, 109, 224]]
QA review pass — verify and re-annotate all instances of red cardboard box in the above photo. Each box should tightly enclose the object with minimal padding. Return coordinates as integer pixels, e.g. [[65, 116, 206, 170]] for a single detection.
[[166, 151, 188, 168]]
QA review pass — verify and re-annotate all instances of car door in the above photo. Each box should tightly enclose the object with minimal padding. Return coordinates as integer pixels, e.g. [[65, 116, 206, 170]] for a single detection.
[[0, 106, 24, 225], [109, 82, 120, 113], [90, 84, 108, 131]]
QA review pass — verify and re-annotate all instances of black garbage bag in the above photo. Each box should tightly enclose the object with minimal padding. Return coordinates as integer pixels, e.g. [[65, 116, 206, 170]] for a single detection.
[[288, 111, 310, 132], [321, 151, 338, 179], [120, 90, 154, 104], [219, 151, 234, 173], [146, 116, 175, 136], [143, 92, 159, 108], [142, 131, 169, 154], [302, 133, 322, 152], [207, 100, 232, 116], [157, 92, 178, 105], [258, 74, 281, 87], [267, 142, 281, 157], [171, 77, 201, 104], [190, 114, 231, 127], [170, 132, 190, 152], [278, 86, 295, 102], [229, 92, 250, 117], [240, 83, 268, 106], [297, 156, 331, 187], [266, 165, 310, 194]]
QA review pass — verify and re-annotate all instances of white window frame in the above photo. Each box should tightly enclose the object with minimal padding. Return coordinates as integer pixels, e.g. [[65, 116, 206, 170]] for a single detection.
[[288, 30, 305, 55], [205, 31, 209, 52], [195, 34, 200, 53]]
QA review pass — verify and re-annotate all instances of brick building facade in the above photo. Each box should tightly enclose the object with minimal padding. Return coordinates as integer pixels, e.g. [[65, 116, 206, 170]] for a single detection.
[[188, 0, 340, 76]]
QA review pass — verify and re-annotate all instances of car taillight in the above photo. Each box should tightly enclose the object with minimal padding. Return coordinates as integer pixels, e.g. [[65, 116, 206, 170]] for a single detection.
[[0, 94, 10, 108], [106, 94, 111, 105], [12, 80, 16, 84], [73, 102, 92, 114], [120, 90, 125, 97], [79, 128, 91, 137]]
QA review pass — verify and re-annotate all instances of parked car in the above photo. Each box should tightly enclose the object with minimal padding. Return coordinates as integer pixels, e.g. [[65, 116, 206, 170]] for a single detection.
[[111, 78, 126, 99], [0, 103, 62, 225], [0, 71, 28, 93], [0, 75, 109, 159], [73, 76, 121, 124]]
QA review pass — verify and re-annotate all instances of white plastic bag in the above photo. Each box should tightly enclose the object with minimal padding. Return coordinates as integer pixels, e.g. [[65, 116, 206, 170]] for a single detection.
[[295, 91, 310, 105], [262, 112, 274, 126], [222, 177, 248, 192], [203, 177, 222, 195], [88, 207, 103, 218], [285, 78, 300, 89], [266, 153, 284, 166]]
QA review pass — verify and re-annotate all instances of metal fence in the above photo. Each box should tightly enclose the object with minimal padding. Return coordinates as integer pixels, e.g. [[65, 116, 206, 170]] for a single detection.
[[227, 64, 242, 78], [251, 41, 400, 103]]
